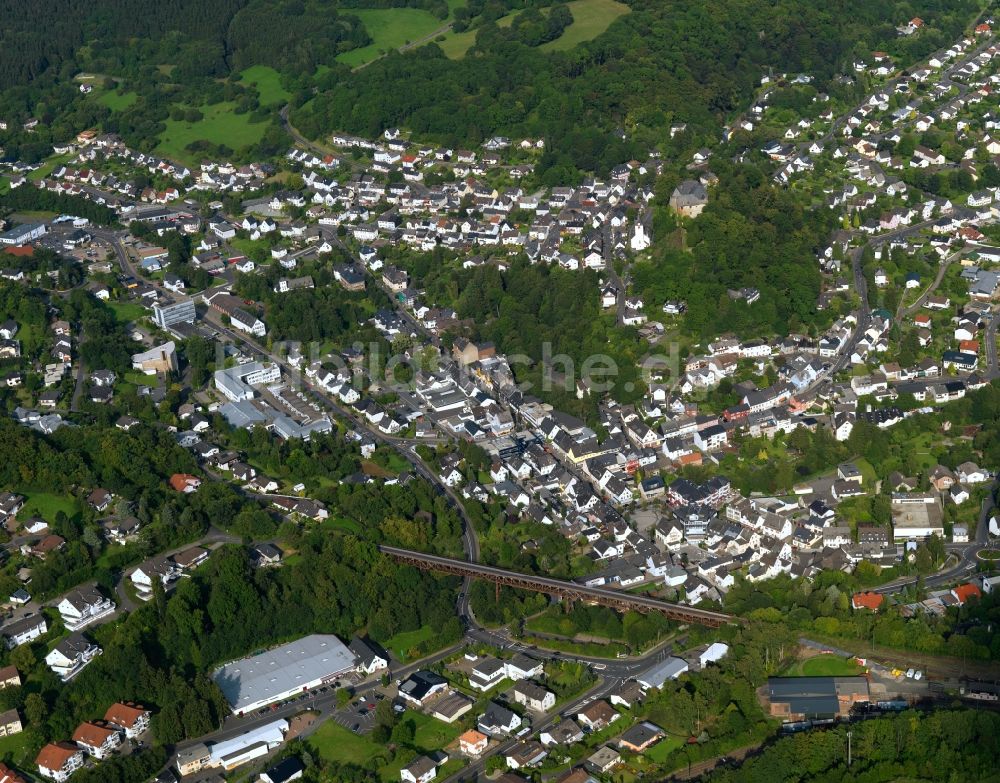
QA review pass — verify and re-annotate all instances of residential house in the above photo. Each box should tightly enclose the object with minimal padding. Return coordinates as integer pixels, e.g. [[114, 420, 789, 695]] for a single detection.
[[71, 721, 122, 759], [35, 743, 84, 782]]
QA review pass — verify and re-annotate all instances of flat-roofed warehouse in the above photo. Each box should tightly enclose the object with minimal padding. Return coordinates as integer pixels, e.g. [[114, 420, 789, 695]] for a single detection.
[[213, 634, 356, 714]]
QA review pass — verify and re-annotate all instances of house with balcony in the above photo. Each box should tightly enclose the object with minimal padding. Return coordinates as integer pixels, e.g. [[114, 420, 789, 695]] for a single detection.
[[56, 585, 116, 631]]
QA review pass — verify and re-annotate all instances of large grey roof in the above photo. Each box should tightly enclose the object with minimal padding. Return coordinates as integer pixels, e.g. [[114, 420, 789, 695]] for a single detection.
[[213, 634, 355, 711]]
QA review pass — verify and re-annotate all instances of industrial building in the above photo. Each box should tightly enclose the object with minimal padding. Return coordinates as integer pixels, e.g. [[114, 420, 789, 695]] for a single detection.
[[213, 634, 356, 714], [766, 676, 870, 720], [214, 361, 281, 401]]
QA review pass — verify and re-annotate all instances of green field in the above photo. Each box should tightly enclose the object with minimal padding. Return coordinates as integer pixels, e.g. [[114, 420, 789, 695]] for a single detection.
[[311, 713, 463, 782], [385, 625, 436, 661], [643, 733, 685, 763], [438, 12, 516, 58], [438, 0, 627, 58], [540, 0, 629, 51], [786, 654, 864, 677], [240, 65, 291, 105], [28, 153, 74, 182], [156, 102, 268, 163], [107, 300, 148, 324], [99, 90, 138, 111], [309, 720, 389, 766], [19, 491, 79, 522], [0, 726, 37, 767], [337, 8, 447, 67]]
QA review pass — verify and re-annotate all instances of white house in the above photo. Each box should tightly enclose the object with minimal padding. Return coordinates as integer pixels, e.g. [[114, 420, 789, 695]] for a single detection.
[[45, 634, 101, 681], [71, 721, 122, 759], [35, 742, 84, 782], [400, 756, 438, 783], [56, 586, 116, 631], [511, 680, 556, 712]]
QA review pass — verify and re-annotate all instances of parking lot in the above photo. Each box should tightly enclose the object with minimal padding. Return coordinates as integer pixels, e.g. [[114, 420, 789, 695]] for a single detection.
[[330, 691, 385, 735]]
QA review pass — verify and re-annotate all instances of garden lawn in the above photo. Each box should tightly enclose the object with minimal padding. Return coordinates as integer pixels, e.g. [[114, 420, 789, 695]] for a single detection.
[[156, 102, 268, 163], [19, 491, 79, 522], [644, 733, 685, 763], [106, 300, 148, 324], [240, 65, 291, 105], [309, 720, 387, 766], [0, 727, 36, 767], [338, 9, 446, 67], [539, 0, 630, 51]]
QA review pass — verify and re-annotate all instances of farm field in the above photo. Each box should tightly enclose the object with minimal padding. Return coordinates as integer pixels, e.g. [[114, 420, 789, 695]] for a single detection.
[[155, 102, 268, 163], [240, 65, 291, 105], [540, 0, 630, 51], [337, 9, 447, 67]]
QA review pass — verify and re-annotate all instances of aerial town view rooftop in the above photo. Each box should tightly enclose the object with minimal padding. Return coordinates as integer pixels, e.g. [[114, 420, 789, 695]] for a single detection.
[[0, 0, 999, 781]]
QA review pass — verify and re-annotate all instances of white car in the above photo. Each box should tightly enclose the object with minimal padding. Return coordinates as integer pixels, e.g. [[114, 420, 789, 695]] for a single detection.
[[913, 670, 923, 680], [905, 668, 915, 679]]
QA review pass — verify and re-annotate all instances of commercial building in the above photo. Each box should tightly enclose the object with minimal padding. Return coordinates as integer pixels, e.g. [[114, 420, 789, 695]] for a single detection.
[[153, 299, 197, 329], [891, 493, 944, 540], [131, 341, 178, 375], [213, 635, 356, 714], [214, 362, 281, 402], [636, 656, 689, 690], [766, 676, 870, 720], [0, 223, 46, 246], [207, 718, 287, 770]]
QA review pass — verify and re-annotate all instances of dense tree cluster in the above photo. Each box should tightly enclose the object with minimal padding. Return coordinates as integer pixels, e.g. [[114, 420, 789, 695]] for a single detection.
[[0, 188, 119, 227], [704, 709, 1000, 783], [292, 0, 978, 178]]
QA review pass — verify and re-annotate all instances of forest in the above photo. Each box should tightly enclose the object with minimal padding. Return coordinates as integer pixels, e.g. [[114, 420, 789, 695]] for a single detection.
[[290, 0, 979, 178], [703, 709, 1000, 783], [0, 0, 980, 175]]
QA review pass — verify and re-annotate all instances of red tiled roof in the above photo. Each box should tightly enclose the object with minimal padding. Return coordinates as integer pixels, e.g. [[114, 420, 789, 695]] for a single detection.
[[852, 592, 884, 611], [104, 702, 147, 729], [169, 473, 199, 492], [35, 742, 79, 771], [953, 583, 982, 604], [72, 721, 116, 747]]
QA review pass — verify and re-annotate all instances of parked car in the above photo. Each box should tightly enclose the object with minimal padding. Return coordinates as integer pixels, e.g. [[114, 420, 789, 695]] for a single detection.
[[906, 668, 915, 679]]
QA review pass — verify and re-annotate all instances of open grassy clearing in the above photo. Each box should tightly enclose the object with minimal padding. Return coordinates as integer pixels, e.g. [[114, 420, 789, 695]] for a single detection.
[[385, 625, 437, 661], [106, 300, 148, 324], [783, 653, 864, 677], [438, 0, 626, 58], [98, 89, 138, 111], [18, 491, 80, 522], [309, 720, 388, 766], [437, 11, 516, 58], [240, 65, 291, 105], [337, 8, 448, 67], [155, 102, 268, 163], [540, 0, 629, 51]]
